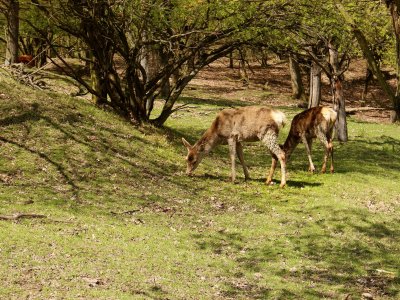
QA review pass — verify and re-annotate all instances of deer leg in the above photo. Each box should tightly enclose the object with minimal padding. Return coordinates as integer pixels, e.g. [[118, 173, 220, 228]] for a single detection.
[[228, 138, 237, 182], [266, 156, 278, 185], [316, 129, 330, 173], [328, 139, 334, 173], [301, 135, 315, 173], [236, 142, 250, 180], [262, 131, 286, 187]]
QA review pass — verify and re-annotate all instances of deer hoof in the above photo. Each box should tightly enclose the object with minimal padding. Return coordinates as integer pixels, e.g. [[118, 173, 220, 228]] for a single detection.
[[279, 183, 286, 188]]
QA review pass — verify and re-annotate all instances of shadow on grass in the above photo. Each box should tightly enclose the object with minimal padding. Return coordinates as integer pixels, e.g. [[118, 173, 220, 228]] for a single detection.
[[168, 117, 400, 179], [335, 138, 400, 175], [177, 96, 254, 109], [199, 205, 399, 298], [276, 135, 400, 177], [0, 102, 184, 203]]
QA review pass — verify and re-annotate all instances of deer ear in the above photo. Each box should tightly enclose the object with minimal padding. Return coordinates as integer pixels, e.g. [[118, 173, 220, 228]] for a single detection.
[[182, 138, 192, 149]]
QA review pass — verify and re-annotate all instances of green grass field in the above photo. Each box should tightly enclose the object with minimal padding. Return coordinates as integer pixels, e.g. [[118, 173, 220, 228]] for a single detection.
[[0, 69, 399, 299]]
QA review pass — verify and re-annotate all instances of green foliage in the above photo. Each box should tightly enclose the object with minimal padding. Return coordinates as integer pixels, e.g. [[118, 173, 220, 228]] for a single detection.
[[341, 0, 394, 66], [2, 0, 396, 123]]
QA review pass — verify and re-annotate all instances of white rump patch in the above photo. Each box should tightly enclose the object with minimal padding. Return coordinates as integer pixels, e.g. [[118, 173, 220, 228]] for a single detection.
[[271, 110, 287, 129], [321, 107, 337, 124]]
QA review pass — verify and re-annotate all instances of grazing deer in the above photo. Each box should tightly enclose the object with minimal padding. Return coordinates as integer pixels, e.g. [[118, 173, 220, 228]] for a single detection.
[[269, 106, 337, 178], [182, 106, 288, 187]]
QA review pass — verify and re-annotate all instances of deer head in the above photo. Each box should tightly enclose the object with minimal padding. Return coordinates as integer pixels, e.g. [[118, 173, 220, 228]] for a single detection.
[[182, 138, 205, 175]]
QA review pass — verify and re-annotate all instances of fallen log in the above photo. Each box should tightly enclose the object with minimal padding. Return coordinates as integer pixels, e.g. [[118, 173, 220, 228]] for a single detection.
[[346, 107, 386, 115], [0, 213, 47, 221]]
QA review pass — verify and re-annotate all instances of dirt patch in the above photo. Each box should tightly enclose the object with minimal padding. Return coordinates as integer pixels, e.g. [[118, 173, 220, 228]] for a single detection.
[[40, 56, 396, 123], [187, 58, 396, 124]]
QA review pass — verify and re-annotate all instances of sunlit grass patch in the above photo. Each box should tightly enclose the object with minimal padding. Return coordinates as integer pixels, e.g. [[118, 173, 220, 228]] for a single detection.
[[1, 69, 399, 299]]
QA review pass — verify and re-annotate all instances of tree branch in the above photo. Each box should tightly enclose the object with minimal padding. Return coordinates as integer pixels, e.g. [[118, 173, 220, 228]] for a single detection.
[[0, 213, 46, 220]]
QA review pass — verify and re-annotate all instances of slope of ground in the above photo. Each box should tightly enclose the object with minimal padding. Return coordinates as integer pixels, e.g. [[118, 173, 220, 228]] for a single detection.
[[0, 62, 399, 299]]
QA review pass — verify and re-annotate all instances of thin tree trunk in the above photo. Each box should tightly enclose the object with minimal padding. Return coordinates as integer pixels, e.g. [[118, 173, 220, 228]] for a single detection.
[[332, 78, 348, 142], [159, 50, 170, 99], [152, 73, 198, 126], [5, 0, 19, 65], [361, 68, 373, 105], [289, 53, 306, 102], [141, 44, 169, 115], [355, 26, 400, 122], [89, 55, 107, 105], [260, 49, 268, 67], [229, 51, 234, 68], [308, 60, 321, 108], [329, 43, 348, 142]]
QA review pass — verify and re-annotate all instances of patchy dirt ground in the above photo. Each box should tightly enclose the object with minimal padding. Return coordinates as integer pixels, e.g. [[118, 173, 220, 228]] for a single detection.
[[39, 56, 396, 123], [188, 58, 396, 124]]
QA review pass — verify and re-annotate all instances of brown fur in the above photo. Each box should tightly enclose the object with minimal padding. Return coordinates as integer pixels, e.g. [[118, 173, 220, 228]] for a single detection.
[[17, 54, 34, 66], [271, 106, 337, 177], [182, 106, 288, 187]]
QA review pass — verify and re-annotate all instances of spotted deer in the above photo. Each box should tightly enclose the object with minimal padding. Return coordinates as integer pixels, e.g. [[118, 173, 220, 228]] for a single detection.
[[182, 106, 288, 187], [269, 106, 337, 178]]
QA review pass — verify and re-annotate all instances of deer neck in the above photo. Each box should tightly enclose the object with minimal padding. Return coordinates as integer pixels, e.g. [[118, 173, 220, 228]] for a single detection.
[[282, 134, 300, 161], [196, 129, 219, 155]]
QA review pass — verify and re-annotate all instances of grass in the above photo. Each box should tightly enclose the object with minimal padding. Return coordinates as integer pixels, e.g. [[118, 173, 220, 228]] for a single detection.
[[0, 68, 399, 299]]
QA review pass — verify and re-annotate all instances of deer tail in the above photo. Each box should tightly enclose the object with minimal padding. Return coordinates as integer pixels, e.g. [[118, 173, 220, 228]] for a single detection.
[[272, 110, 287, 129]]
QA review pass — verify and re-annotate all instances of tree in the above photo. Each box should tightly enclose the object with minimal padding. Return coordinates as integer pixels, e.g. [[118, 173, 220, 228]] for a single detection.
[[287, 0, 354, 141], [1, 0, 19, 65], [288, 53, 306, 102], [336, 1, 400, 122], [383, 0, 400, 121], [26, 0, 291, 126]]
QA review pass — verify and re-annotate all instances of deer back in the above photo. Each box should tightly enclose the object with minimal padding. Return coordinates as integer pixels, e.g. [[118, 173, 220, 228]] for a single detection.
[[214, 106, 286, 142], [288, 106, 336, 138]]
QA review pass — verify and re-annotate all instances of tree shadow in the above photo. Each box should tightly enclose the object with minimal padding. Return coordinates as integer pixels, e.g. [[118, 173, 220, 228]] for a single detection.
[[241, 207, 399, 298], [0, 102, 181, 203], [177, 96, 255, 109], [335, 138, 400, 175], [285, 179, 323, 188], [0, 103, 81, 199], [0, 135, 80, 200], [192, 230, 272, 298], [190, 203, 399, 298]]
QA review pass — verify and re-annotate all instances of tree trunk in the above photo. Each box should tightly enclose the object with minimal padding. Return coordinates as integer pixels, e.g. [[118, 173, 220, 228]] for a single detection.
[[329, 43, 348, 142], [141, 45, 170, 116], [5, 0, 19, 65], [332, 78, 348, 142], [229, 51, 234, 68], [354, 26, 400, 122], [388, 1, 400, 121], [289, 53, 306, 102], [152, 72, 198, 126], [361, 68, 373, 105], [260, 49, 268, 67], [308, 60, 321, 108], [337, 3, 400, 122], [159, 50, 170, 99], [89, 55, 107, 105]]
